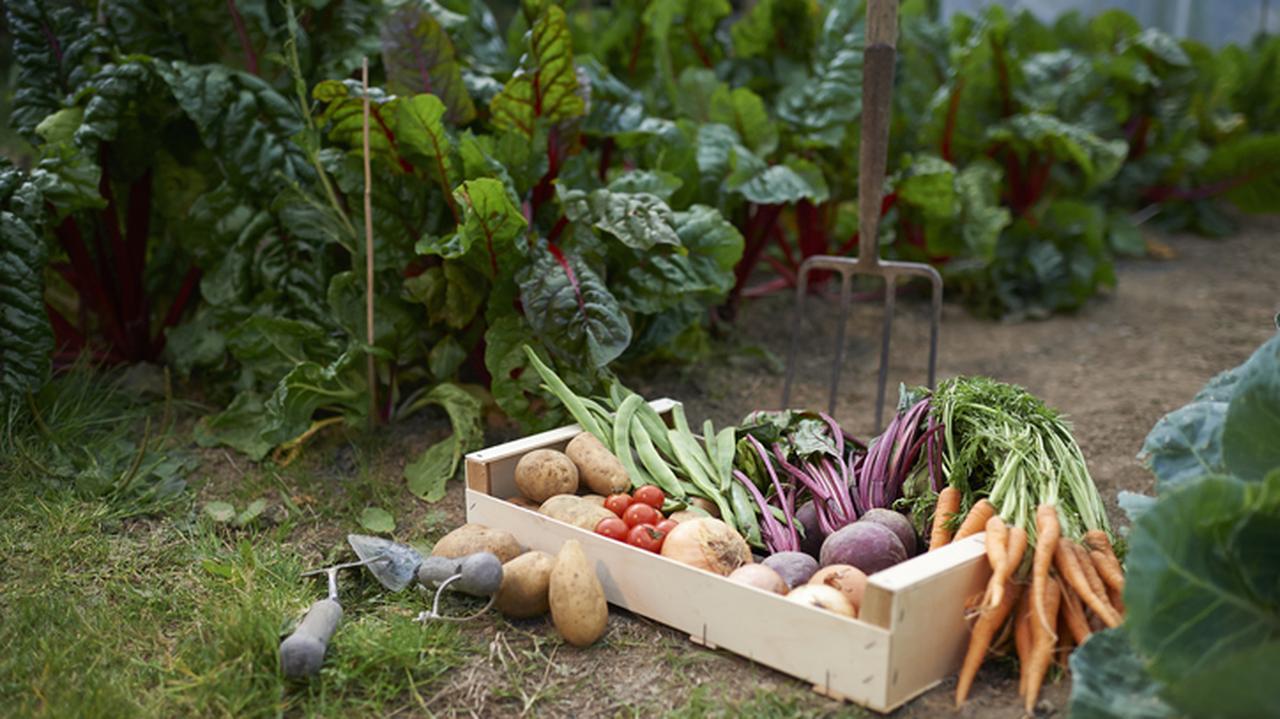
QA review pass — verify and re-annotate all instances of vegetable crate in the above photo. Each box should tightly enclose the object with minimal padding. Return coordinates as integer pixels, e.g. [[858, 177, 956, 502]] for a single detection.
[[464, 400, 992, 713]]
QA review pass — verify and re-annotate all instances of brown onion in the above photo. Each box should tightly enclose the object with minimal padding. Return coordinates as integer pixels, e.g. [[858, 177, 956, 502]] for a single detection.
[[808, 564, 868, 614], [660, 518, 751, 576], [727, 564, 788, 594], [785, 584, 856, 618]]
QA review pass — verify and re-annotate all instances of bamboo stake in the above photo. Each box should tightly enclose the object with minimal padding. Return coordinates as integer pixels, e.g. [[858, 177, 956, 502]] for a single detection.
[[362, 57, 378, 422]]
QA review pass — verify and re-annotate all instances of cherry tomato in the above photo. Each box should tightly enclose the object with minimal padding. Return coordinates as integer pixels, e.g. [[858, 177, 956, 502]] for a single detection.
[[603, 493, 632, 517], [632, 485, 666, 510], [655, 519, 678, 536], [622, 502, 661, 528], [627, 523, 665, 552], [595, 516, 629, 541]]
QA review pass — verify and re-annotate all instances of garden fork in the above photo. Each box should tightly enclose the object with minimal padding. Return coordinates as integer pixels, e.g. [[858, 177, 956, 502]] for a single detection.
[[781, 0, 943, 432]]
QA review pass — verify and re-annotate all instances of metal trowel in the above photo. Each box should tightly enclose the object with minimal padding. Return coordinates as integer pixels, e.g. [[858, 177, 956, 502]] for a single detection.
[[347, 533, 425, 591], [347, 534, 504, 619]]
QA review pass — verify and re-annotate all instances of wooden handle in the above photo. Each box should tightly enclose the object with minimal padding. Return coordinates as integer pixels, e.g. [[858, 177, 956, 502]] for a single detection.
[[279, 598, 343, 678], [857, 0, 899, 265]]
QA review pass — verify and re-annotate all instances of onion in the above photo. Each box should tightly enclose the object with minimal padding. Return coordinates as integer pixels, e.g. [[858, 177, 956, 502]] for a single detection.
[[727, 564, 788, 594], [808, 564, 868, 614], [785, 584, 856, 618], [660, 518, 751, 576]]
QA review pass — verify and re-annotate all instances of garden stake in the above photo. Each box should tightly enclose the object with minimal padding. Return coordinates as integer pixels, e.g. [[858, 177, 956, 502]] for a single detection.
[[781, 0, 943, 432], [362, 56, 377, 422], [279, 553, 387, 678]]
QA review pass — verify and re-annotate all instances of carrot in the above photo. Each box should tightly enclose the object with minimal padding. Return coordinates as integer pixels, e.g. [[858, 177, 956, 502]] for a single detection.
[[955, 579, 1023, 707], [1055, 594, 1076, 667], [988, 522, 1027, 610], [1108, 585, 1126, 616], [954, 498, 996, 541], [1014, 589, 1033, 697], [1084, 529, 1125, 594], [982, 514, 1008, 608], [929, 486, 961, 551], [1024, 578, 1062, 712], [1055, 541, 1122, 629], [1074, 542, 1110, 606], [1031, 504, 1061, 637], [1058, 577, 1092, 645]]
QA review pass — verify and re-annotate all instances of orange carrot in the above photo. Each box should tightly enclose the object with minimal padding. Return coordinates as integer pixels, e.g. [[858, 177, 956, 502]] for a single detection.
[[954, 499, 996, 541], [1032, 504, 1061, 637], [929, 486, 961, 551], [1055, 541, 1121, 629], [1108, 585, 1126, 616], [988, 523, 1027, 610], [983, 514, 1008, 608], [1084, 529, 1125, 595], [1014, 589, 1033, 697], [955, 580, 1023, 707], [1058, 576, 1091, 645], [1024, 578, 1062, 712], [1074, 542, 1111, 605]]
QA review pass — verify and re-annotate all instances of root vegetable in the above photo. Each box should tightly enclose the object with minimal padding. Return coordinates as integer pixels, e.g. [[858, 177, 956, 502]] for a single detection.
[[761, 552, 818, 589], [808, 564, 868, 613], [728, 564, 788, 594], [432, 524, 524, 563], [795, 501, 825, 558], [1058, 576, 1091, 645], [1032, 504, 1061, 637], [1024, 578, 1062, 712], [819, 521, 907, 575], [955, 580, 1023, 706], [515, 449, 579, 502], [858, 508, 918, 556], [539, 495, 616, 532], [660, 518, 752, 576], [985, 519, 1027, 610], [495, 551, 555, 618], [581, 494, 607, 508], [1083, 529, 1125, 594], [548, 540, 608, 647], [1056, 540, 1121, 628], [785, 584, 856, 618], [566, 432, 631, 496], [954, 499, 996, 541], [929, 486, 961, 551], [1014, 590, 1033, 697]]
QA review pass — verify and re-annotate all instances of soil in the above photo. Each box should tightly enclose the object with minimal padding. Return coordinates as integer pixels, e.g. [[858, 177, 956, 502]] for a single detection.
[[196, 215, 1278, 717]]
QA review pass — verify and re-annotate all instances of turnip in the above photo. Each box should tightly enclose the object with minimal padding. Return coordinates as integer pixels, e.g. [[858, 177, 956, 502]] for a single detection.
[[857, 508, 918, 556], [819, 521, 907, 574], [762, 551, 818, 589], [795, 501, 826, 558]]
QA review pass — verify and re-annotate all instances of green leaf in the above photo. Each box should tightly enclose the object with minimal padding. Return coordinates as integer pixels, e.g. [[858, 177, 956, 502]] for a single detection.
[[235, 499, 268, 527], [1125, 472, 1280, 719], [259, 351, 367, 448], [204, 501, 236, 524], [896, 155, 957, 220], [30, 141, 105, 215], [1067, 628, 1178, 719], [559, 188, 681, 251], [403, 383, 484, 502], [358, 506, 397, 534], [0, 173, 52, 405], [326, 272, 419, 361], [6, 0, 102, 142], [709, 86, 777, 156], [195, 391, 273, 461], [517, 246, 631, 368], [1198, 134, 1280, 214], [428, 336, 468, 380], [730, 0, 813, 61], [225, 316, 339, 383], [396, 94, 461, 202], [403, 262, 487, 329], [614, 204, 743, 314], [381, 4, 476, 125], [484, 314, 545, 427], [1221, 334, 1280, 482], [985, 113, 1127, 189], [954, 160, 1010, 260], [776, 0, 863, 147], [606, 170, 683, 201], [489, 5, 585, 138], [728, 155, 829, 205]]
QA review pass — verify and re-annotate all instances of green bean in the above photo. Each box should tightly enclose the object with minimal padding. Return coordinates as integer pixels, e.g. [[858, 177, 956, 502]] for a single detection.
[[666, 426, 735, 528], [522, 347, 607, 444], [632, 419, 687, 500], [612, 395, 649, 490], [635, 403, 675, 458], [729, 482, 762, 548]]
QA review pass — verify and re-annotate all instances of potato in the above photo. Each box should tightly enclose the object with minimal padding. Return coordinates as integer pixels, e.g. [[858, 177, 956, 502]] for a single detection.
[[581, 494, 607, 508], [514, 449, 579, 503], [565, 432, 630, 496], [431, 523, 524, 563], [548, 540, 608, 647], [539, 494, 615, 532], [495, 551, 555, 618]]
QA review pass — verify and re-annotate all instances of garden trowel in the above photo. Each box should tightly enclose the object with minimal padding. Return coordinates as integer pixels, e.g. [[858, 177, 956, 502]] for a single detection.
[[347, 534, 504, 601]]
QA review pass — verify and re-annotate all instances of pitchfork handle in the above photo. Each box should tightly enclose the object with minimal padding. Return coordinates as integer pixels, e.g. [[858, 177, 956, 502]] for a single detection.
[[858, 0, 899, 267], [279, 598, 343, 678]]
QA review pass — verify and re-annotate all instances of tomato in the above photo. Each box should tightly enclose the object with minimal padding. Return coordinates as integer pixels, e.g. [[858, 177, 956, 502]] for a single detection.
[[622, 502, 662, 528], [627, 523, 665, 552], [655, 519, 678, 536], [603, 493, 632, 517], [632, 485, 665, 510], [595, 516, 629, 541]]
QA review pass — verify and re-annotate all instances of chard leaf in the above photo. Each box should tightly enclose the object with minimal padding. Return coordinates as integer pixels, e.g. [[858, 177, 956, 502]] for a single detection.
[[395, 93, 462, 205], [259, 351, 367, 448], [428, 336, 467, 380], [6, 0, 103, 141], [1125, 472, 1280, 719], [709, 86, 777, 156], [606, 170, 683, 201], [417, 178, 527, 262], [403, 262, 487, 330], [614, 204, 743, 314], [728, 155, 829, 205], [895, 155, 957, 220], [1221, 334, 1280, 482], [404, 383, 484, 502], [0, 171, 51, 406], [955, 160, 1010, 260], [225, 316, 340, 383], [1198, 134, 1280, 214], [484, 314, 545, 427], [489, 5, 585, 138], [195, 391, 273, 461], [326, 272, 419, 361], [1067, 628, 1178, 719], [559, 188, 681, 250], [381, 4, 476, 125], [518, 246, 631, 368], [730, 0, 814, 61], [777, 0, 864, 148], [986, 113, 1127, 189]]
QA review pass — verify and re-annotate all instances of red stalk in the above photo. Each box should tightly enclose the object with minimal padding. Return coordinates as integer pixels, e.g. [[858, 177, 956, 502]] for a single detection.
[[941, 78, 965, 162], [226, 0, 260, 76]]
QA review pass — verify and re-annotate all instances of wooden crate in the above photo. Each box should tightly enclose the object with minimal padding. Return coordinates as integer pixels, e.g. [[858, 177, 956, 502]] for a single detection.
[[463, 400, 990, 713]]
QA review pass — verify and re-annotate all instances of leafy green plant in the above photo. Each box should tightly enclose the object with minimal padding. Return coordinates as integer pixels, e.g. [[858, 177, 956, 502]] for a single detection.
[[1068, 332, 1280, 719]]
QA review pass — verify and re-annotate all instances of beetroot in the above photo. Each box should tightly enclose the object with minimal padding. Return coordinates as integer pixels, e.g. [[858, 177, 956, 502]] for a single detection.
[[795, 501, 826, 558], [762, 551, 819, 589], [857, 508, 918, 556], [819, 522, 907, 575]]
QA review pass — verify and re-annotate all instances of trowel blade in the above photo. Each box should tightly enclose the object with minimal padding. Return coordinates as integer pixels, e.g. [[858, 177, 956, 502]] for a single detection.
[[346, 534, 423, 592]]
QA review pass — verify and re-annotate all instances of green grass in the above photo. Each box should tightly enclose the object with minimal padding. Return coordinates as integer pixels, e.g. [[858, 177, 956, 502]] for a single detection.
[[664, 686, 870, 719]]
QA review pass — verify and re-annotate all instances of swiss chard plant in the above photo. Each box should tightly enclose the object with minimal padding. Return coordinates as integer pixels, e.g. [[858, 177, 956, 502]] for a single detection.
[[1068, 331, 1280, 719]]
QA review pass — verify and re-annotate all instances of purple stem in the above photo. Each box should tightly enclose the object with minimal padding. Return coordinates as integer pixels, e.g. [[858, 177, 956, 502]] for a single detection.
[[749, 436, 801, 550], [735, 469, 791, 552]]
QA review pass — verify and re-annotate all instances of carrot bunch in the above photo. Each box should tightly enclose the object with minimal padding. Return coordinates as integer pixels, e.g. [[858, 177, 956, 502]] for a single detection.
[[939, 501, 1128, 710]]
